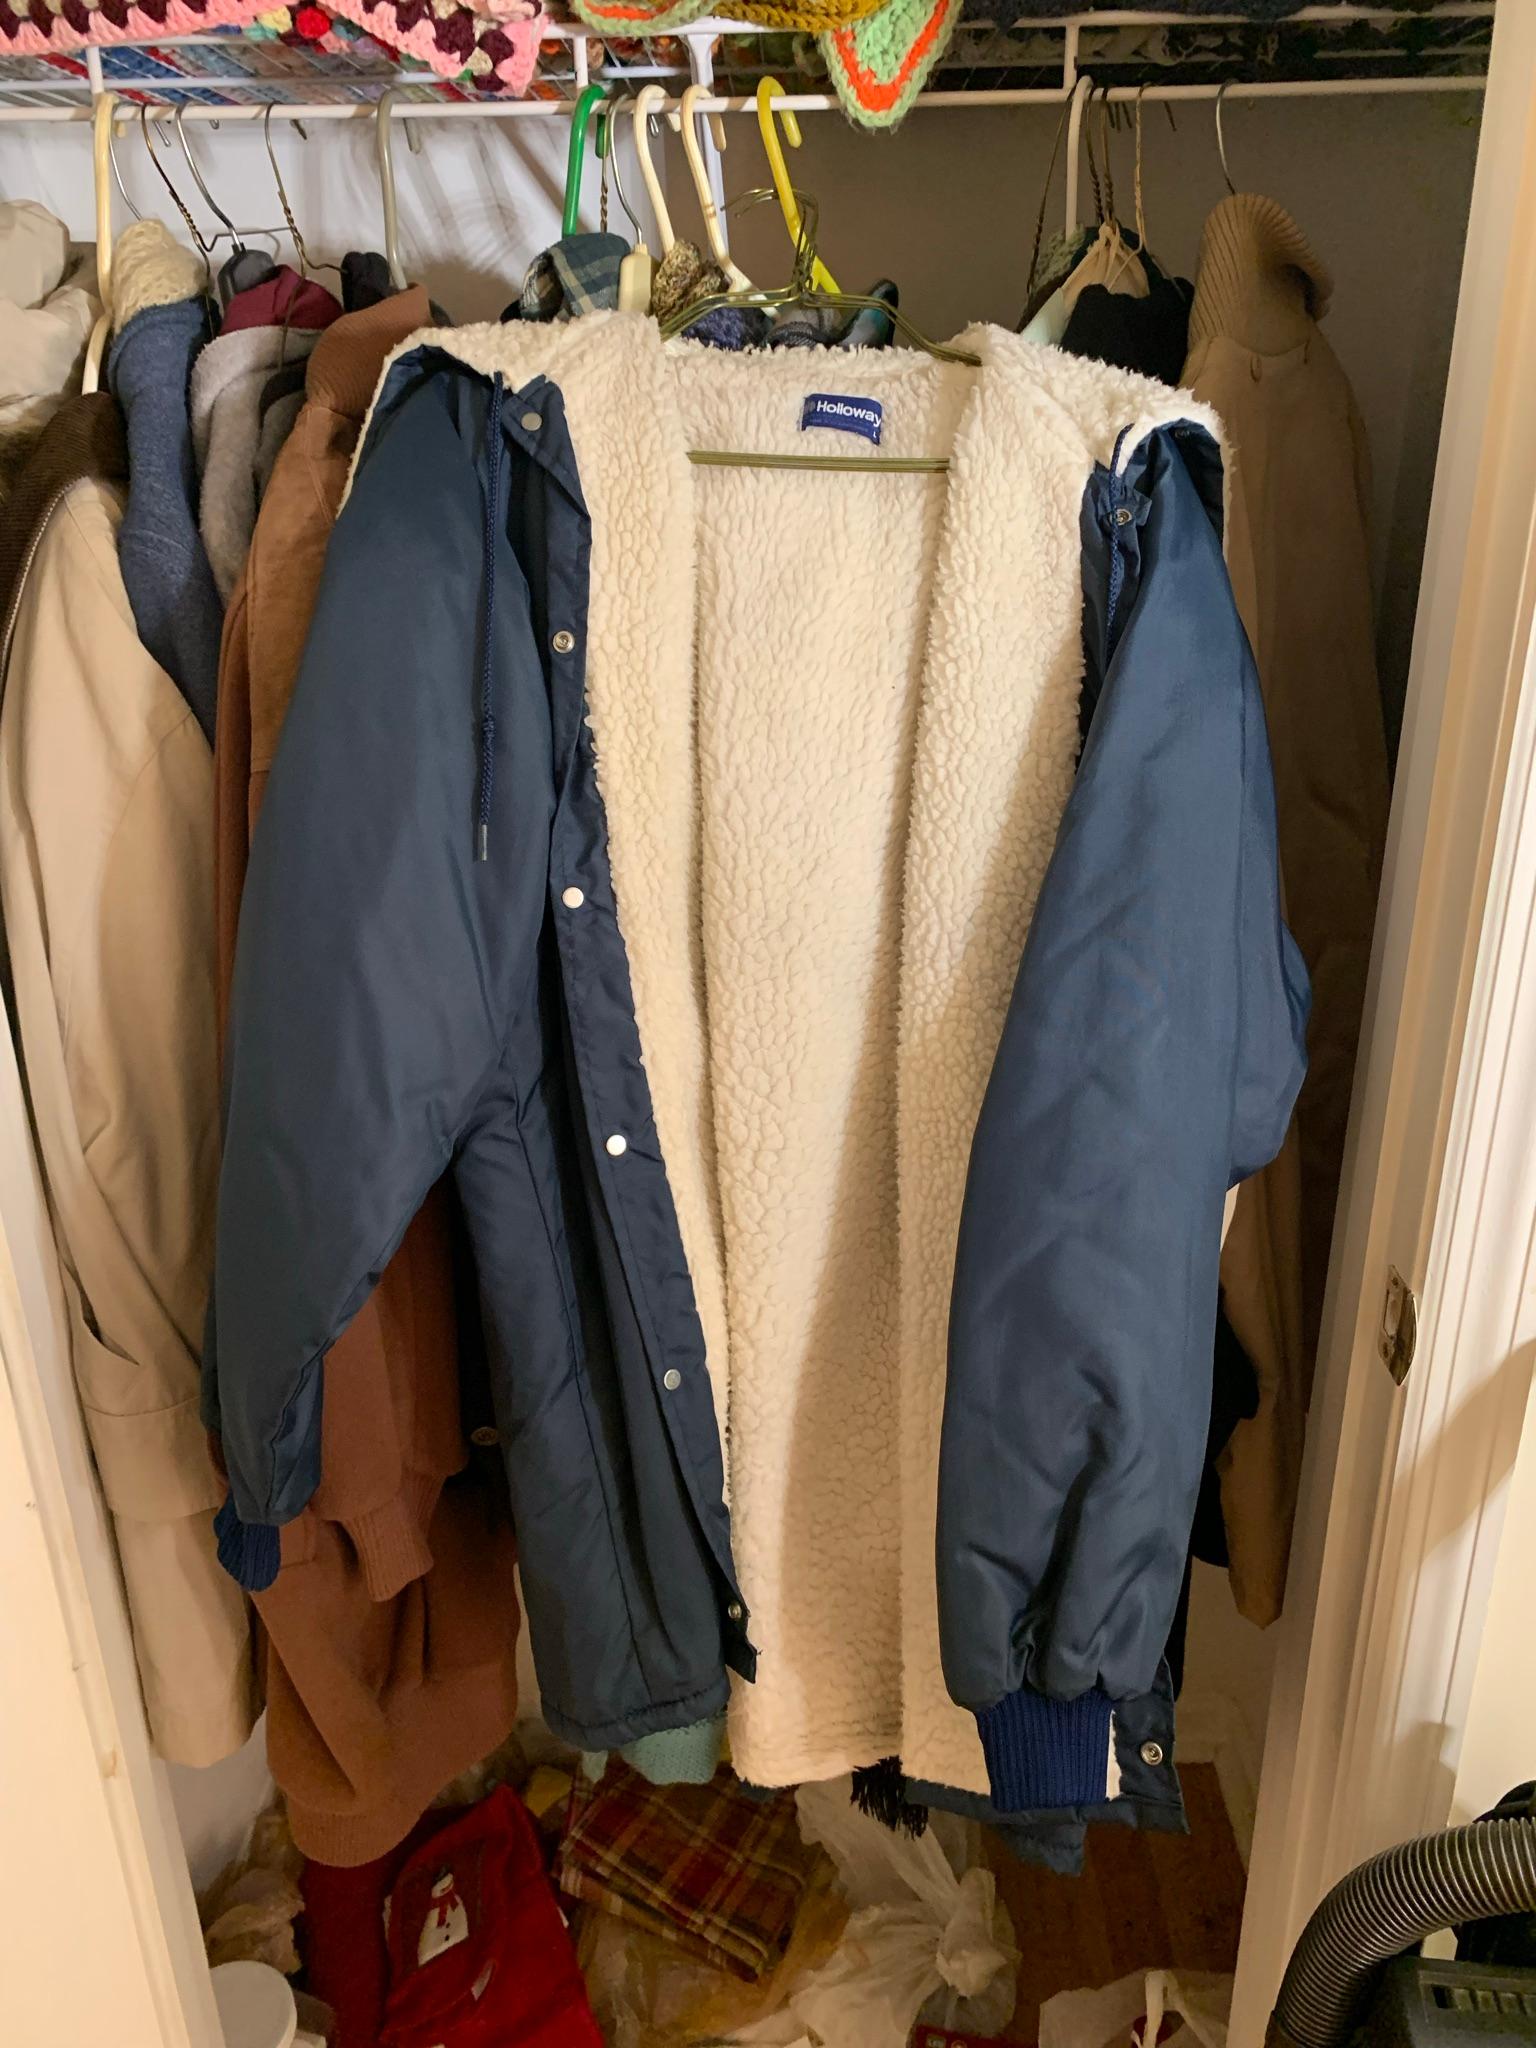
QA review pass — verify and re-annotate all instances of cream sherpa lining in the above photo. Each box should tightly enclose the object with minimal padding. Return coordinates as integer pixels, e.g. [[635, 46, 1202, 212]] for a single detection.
[[353, 316, 1225, 1794]]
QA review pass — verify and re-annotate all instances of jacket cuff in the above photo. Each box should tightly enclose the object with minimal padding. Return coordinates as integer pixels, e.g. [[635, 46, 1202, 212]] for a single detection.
[[974, 1683, 1115, 1812], [214, 1493, 282, 1591]]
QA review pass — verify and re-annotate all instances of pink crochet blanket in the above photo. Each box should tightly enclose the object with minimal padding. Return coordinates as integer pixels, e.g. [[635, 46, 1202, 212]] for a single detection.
[[0, 0, 545, 94]]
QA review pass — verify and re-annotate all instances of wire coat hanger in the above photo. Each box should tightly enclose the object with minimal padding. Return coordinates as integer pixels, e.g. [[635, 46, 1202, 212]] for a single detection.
[[598, 99, 654, 314], [376, 88, 421, 293], [173, 106, 241, 248], [755, 79, 838, 295], [264, 106, 339, 283], [107, 111, 143, 226], [140, 105, 212, 258], [1215, 80, 1238, 195]]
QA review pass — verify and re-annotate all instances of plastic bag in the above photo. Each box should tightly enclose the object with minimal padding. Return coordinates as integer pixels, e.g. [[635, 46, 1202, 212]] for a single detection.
[[199, 1800, 306, 1977], [725, 1777, 1019, 2047], [1038, 1968, 1232, 2048]]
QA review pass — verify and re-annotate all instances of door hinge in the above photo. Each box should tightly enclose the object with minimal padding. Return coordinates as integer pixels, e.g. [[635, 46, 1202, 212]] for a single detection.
[[1379, 1266, 1418, 1386]]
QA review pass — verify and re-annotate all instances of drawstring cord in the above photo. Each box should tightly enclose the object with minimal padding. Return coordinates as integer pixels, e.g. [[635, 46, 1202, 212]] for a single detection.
[[476, 373, 505, 862]]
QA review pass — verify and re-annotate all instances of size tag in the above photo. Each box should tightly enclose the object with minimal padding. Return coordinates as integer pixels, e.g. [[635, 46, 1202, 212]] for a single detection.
[[800, 393, 883, 446]]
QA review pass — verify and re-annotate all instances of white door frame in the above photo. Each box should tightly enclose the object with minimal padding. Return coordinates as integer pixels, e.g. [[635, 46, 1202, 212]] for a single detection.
[[0, 1016, 219, 2046], [1233, 0, 1536, 2034]]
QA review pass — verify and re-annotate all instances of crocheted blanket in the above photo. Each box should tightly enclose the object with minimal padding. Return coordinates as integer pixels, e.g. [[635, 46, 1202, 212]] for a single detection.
[[0, 0, 545, 95]]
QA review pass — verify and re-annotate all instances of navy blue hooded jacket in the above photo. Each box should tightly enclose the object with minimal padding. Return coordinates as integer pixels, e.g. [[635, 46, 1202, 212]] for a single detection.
[[205, 326, 1306, 1806]]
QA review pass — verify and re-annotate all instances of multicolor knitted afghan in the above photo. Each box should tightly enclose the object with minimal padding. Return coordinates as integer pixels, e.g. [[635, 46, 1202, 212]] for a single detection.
[[0, 0, 545, 94]]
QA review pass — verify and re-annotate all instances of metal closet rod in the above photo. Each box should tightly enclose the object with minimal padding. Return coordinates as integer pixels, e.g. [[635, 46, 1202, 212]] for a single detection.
[[0, 72, 1484, 127]]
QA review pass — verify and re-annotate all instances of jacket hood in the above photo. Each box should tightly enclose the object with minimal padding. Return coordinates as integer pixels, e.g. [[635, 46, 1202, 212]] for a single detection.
[[1186, 191, 1334, 356], [0, 203, 101, 501]]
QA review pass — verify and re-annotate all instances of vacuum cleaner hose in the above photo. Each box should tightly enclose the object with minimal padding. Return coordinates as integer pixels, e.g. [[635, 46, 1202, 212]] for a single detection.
[[1268, 1816, 1536, 2048]]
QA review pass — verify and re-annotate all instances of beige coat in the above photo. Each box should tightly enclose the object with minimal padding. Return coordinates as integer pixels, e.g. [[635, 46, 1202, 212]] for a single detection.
[[1185, 195, 1391, 1623], [0, 202, 97, 501], [0, 443, 255, 1766]]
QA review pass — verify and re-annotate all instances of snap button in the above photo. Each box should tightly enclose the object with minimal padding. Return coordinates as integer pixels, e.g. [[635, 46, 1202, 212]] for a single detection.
[[1113, 505, 1133, 527], [469, 1425, 500, 1448], [1139, 1740, 1165, 1768], [520, 410, 543, 432], [561, 886, 586, 910], [605, 1133, 628, 1157], [663, 1368, 682, 1391], [552, 629, 576, 655], [726, 1601, 743, 1622]]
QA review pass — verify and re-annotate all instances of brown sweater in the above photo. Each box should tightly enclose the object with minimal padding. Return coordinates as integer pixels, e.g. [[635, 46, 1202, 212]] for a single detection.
[[1185, 196, 1390, 1624], [215, 289, 521, 1864]]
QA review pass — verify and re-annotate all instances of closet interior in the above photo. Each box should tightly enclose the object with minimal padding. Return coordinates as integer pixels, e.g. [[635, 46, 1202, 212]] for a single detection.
[[0, 6, 1494, 2044]]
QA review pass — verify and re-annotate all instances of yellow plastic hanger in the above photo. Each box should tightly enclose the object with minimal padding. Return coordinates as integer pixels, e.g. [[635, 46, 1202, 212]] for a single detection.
[[755, 79, 838, 296]]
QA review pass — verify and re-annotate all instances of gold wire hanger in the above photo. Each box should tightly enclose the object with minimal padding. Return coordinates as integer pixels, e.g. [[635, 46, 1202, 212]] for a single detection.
[[663, 190, 979, 476]]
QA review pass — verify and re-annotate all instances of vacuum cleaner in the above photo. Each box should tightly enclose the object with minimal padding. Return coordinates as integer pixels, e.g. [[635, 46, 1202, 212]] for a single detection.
[[1267, 1785, 1536, 2045]]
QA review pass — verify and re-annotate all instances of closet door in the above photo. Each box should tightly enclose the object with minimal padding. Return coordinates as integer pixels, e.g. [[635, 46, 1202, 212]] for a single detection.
[[1234, 0, 1536, 2032]]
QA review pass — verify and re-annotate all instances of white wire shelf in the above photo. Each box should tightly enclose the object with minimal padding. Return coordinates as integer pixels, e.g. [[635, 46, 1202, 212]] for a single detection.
[[0, 5, 1495, 123]]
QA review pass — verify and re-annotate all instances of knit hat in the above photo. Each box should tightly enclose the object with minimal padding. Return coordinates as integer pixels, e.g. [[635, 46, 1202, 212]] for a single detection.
[[570, 0, 886, 35], [821, 0, 964, 126]]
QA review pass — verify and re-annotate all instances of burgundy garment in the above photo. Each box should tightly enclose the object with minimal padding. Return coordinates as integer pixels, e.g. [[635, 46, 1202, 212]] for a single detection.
[[379, 1788, 601, 2048], [301, 1810, 462, 2048], [221, 265, 341, 335]]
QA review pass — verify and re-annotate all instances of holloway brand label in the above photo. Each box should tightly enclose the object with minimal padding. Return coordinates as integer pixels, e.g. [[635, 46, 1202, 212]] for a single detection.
[[800, 393, 883, 446]]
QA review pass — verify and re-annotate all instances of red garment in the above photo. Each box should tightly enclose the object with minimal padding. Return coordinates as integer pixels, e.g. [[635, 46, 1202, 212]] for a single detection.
[[221, 265, 340, 334], [301, 1809, 461, 2048], [379, 1788, 601, 2048]]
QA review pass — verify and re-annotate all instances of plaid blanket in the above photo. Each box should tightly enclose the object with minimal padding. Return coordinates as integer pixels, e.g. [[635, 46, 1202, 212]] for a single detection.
[[556, 1764, 811, 1980]]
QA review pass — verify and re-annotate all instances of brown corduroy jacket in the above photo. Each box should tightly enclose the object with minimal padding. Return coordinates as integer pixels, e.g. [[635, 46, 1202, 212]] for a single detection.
[[1184, 195, 1391, 1625], [215, 289, 521, 1865]]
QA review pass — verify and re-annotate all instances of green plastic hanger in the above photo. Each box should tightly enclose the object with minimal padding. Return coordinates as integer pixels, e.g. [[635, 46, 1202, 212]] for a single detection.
[[562, 84, 607, 238]]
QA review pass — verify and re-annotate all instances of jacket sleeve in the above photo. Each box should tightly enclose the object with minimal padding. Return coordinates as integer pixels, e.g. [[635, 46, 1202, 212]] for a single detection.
[[937, 423, 1309, 1812], [205, 364, 553, 1571]]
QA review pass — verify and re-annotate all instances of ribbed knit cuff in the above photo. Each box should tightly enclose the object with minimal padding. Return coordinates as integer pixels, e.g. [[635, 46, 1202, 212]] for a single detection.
[[214, 1492, 281, 1592], [974, 1684, 1115, 1814]]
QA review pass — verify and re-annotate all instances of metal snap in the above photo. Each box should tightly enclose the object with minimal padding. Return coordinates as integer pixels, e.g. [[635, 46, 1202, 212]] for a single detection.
[[727, 1601, 743, 1622], [663, 1368, 682, 1391], [552, 629, 576, 655], [520, 410, 543, 432], [1113, 505, 1134, 527], [1140, 1740, 1165, 1768], [469, 1425, 500, 1448]]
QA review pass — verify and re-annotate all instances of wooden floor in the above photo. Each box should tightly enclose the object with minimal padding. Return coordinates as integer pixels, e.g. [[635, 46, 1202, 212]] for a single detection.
[[984, 1764, 1247, 2044]]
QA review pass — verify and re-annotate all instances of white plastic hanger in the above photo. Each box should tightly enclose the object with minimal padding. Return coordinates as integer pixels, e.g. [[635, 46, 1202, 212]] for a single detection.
[[671, 83, 752, 292], [81, 91, 116, 396], [1064, 70, 1095, 233], [632, 85, 675, 261]]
